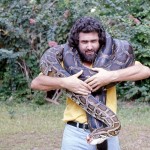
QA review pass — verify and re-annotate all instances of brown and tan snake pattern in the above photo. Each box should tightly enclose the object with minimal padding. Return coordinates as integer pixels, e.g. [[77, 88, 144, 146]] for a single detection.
[[40, 33, 135, 144]]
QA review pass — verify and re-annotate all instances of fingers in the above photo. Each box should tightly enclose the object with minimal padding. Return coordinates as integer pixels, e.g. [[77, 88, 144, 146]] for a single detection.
[[92, 85, 101, 92], [86, 135, 92, 144], [71, 83, 91, 95], [86, 81, 101, 92], [86, 79, 96, 87], [85, 75, 103, 92], [66, 75, 92, 94], [73, 70, 83, 77], [84, 75, 95, 84], [85, 76, 98, 92], [82, 81, 93, 91], [91, 67, 99, 72], [74, 88, 91, 95], [91, 83, 98, 89], [91, 67, 105, 72], [77, 82, 92, 94], [72, 70, 93, 92]]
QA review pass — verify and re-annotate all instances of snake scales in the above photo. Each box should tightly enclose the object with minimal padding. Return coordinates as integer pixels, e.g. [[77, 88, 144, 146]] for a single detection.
[[40, 33, 135, 145]]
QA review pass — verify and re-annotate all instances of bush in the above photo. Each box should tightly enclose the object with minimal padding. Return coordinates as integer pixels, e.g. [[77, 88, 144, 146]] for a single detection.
[[0, 0, 149, 103]]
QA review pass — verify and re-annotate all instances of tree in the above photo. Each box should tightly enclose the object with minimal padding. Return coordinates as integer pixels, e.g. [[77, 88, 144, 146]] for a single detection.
[[0, 0, 149, 103]]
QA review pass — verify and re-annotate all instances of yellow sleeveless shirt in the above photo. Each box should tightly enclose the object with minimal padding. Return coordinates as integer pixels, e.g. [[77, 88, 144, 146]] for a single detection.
[[63, 86, 117, 123]]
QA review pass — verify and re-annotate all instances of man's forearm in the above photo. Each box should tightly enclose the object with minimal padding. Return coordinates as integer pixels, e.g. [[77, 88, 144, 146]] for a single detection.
[[111, 63, 150, 82], [31, 71, 92, 95], [31, 75, 64, 91]]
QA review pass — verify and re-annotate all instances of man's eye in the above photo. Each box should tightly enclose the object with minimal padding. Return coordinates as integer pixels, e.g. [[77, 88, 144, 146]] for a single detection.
[[82, 41, 87, 44]]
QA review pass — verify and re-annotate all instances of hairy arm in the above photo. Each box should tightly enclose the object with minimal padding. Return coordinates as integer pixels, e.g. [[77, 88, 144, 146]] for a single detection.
[[31, 74, 65, 91], [110, 62, 150, 82], [31, 70, 92, 95], [85, 62, 150, 92]]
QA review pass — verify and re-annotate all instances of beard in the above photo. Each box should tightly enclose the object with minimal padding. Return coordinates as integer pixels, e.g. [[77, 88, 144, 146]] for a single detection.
[[78, 49, 98, 63]]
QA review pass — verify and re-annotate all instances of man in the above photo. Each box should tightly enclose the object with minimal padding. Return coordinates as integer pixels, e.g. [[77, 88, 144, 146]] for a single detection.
[[31, 17, 150, 150]]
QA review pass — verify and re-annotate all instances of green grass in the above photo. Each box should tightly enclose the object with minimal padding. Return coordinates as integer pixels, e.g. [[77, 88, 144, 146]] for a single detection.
[[118, 101, 150, 125], [0, 102, 65, 150], [0, 101, 150, 150], [0, 103, 65, 134], [118, 101, 150, 150]]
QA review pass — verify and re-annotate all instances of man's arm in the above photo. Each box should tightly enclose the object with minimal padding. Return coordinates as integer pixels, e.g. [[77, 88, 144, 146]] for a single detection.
[[110, 62, 150, 81], [85, 62, 150, 92], [31, 70, 92, 95]]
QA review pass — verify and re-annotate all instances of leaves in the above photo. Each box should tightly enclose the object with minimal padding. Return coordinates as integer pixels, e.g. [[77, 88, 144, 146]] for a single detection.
[[0, 0, 149, 103]]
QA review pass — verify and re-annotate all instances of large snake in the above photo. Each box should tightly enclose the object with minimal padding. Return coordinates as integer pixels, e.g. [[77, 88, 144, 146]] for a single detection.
[[40, 33, 135, 145]]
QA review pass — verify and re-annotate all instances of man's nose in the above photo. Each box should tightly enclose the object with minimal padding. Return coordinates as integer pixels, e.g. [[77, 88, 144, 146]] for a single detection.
[[87, 42, 93, 50]]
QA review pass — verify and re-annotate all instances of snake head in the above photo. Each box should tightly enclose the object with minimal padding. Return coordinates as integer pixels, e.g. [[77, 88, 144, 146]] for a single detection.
[[86, 135, 108, 145]]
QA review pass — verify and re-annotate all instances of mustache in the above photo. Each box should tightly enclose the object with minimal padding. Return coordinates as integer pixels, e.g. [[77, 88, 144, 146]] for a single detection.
[[85, 50, 98, 56], [85, 49, 94, 52], [85, 49, 94, 50]]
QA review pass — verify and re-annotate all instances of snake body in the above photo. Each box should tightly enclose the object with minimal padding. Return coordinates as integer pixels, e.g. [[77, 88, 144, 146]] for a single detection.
[[40, 33, 134, 144]]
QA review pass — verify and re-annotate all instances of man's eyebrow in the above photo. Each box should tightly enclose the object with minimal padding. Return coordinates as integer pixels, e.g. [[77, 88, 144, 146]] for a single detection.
[[80, 39, 98, 41], [80, 40, 88, 42], [91, 39, 98, 41]]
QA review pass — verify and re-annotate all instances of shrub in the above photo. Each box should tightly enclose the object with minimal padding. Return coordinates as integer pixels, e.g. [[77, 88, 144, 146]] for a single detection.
[[0, 0, 149, 103]]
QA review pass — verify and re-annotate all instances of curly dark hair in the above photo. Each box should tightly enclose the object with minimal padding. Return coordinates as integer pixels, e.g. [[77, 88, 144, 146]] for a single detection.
[[68, 16, 106, 48]]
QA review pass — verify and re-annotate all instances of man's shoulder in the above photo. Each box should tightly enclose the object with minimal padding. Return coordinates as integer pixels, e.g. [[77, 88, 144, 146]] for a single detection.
[[113, 38, 133, 51], [114, 38, 131, 45], [40, 44, 66, 58], [47, 43, 66, 51]]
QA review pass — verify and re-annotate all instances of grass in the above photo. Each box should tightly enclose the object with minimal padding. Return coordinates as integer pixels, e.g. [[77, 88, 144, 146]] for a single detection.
[[118, 101, 150, 150], [0, 102, 65, 150], [0, 101, 150, 150]]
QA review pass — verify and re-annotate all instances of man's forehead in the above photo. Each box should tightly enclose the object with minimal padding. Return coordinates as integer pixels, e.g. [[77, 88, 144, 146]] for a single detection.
[[79, 32, 99, 40]]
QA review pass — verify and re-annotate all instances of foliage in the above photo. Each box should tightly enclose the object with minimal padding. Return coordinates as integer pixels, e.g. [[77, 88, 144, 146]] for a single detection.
[[0, 0, 149, 103]]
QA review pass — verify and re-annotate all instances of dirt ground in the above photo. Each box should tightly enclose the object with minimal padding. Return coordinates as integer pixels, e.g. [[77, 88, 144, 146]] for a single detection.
[[0, 125, 150, 150], [0, 102, 149, 150], [119, 125, 150, 150], [0, 131, 62, 150]]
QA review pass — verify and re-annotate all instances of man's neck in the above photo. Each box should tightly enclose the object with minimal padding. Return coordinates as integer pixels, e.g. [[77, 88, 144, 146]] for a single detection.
[[83, 61, 92, 67]]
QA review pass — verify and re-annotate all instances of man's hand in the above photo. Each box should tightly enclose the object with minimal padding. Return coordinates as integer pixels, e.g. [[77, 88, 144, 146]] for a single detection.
[[62, 70, 92, 95], [85, 68, 113, 92]]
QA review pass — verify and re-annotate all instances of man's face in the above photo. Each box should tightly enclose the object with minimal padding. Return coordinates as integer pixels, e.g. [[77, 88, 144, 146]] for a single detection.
[[78, 32, 100, 63]]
